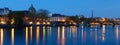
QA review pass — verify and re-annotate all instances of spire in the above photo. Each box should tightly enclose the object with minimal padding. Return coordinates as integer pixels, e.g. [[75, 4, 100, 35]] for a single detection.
[[30, 4, 34, 8], [29, 4, 36, 14]]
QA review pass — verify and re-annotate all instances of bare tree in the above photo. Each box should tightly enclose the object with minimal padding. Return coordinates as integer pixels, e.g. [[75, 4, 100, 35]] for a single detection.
[[37, 9, 50, 21]]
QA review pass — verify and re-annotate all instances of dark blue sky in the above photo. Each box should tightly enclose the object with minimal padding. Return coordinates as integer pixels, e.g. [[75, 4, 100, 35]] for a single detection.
[[0, 0, 120, 18]]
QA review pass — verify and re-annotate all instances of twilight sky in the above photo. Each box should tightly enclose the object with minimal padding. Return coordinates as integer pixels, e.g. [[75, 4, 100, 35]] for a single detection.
[[0, 0, 120, 18]]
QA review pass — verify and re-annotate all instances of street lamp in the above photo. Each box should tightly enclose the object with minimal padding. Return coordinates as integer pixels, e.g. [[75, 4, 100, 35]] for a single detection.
[[1, 21, 6, 24], [29, 21, 33, 24]]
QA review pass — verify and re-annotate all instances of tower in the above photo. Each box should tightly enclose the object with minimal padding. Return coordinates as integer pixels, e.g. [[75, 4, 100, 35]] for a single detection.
[[29, 4, 36, 14]]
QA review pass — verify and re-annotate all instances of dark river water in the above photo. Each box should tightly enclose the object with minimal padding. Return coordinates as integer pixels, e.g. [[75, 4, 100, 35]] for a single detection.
[[0, 25, 120, 45]]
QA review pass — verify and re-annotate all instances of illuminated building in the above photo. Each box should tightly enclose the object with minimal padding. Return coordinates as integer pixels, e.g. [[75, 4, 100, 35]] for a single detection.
[[50, 14, 66, 22]]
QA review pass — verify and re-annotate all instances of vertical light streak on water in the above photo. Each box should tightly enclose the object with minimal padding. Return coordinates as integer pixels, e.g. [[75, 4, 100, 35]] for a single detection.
[[0, 28, 4, 45], [11, 28, 14, 45], [43, 26, 45, 42], [115, 25, 119, 45], [90, 28, 93, 40], [90, 28, 93, 45], [115, 25, 119, 40], [57, 26, 60, 45], [95, 27, 98, 45], [70, 26, 77, 44], [69, 27, 72, 38], [70, 26, 77, 38], [62, 26, 65, 45], [49, 27, 52, 36], [30, 26, 32, 43], [83, 31, 86, 45], [47, 26, 50, 37], [25, 27, 28, 45], [102, 25, 105, 42], [81, 25, 84, 44], [36, 26, 40, 45]]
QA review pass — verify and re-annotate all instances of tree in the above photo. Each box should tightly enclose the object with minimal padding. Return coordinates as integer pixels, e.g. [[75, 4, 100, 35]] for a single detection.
[[8, 11, 25, 26], [67, 15, 79, 23], [37, 9, 50, 21]]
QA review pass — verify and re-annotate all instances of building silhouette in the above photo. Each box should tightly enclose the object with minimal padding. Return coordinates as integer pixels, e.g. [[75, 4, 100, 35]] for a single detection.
[[0, 7, 11, 15], [28, 4, 36, 14]]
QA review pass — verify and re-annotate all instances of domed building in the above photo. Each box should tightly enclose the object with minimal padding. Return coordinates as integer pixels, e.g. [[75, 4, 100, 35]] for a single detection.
[[28, 4, 36, 14]]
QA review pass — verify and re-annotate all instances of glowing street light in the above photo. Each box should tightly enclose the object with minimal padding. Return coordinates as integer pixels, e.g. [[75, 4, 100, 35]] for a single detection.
[[73, 22, 76, 25], [29, 21, 33, 24], [62, 19, 65, 22], [1, 21, 6, 24], [11, 18, 15, 24], [36, 22, 40, 25], [47, 22, 50, 25], [43, 22, 46, 24], [25, 17, 29, 20]]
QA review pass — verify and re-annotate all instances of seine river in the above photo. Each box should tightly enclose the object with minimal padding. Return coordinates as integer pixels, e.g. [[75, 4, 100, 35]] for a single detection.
[[0, 25, 120, 45]]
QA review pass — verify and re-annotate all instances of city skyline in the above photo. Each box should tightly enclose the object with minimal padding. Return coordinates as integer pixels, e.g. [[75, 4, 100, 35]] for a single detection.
[[0, 0, 120, 18]]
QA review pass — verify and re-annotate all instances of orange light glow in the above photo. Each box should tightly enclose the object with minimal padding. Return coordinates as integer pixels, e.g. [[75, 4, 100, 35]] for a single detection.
[[29, 21, 33, 24], [43, 22, 46, 24], [90, 22, 99, 25], [62, 26, 65, 45], [36, 22, 40, 25], [73, 22, 76, 25], [47, 22, 50, 24], [26, 27, 28, 45], [11, 18, 15, 24], [36, 26, 40, 45], [1, 28, 4, 45], [30, 26, 32, 43], [62, 19, 65, 22], [11, 28, 14, 45], [25, 17, 29, 20], [57, 26, 60, 44], [116, 25, 119, 40], [70, 26, 77, 37], [1, 21, 6, 24]]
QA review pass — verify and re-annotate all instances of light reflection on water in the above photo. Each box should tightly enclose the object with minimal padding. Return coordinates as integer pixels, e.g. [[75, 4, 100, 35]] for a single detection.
[[42, 26, 45, 45], [36, 26, 39, 45], [62, 26, 65, 45], [11, 28, 14, 45], [115, 25, 119, 45], [30, 26, 32, 44], [70, 26, 77, 38], [116, 25, 119, 41], [102, 25, 105, 41], [0, 28, 4, 45], [57, 26, 60, 45], [25, 27, 28, 45], [0, 25, 120, 45]]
